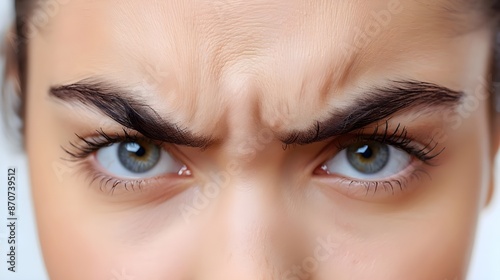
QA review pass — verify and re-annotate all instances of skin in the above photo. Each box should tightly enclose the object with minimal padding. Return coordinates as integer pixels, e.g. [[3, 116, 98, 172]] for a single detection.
[[15, 0, 499, 279]]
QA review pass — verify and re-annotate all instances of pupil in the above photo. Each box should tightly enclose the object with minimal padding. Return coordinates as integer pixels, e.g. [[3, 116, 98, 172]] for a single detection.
[[346, 141, 389, 174], [356, 145, 372, 159], [125, 142, 146, 157], [134, 147, 146, 157], [117, 141, 161, 174]]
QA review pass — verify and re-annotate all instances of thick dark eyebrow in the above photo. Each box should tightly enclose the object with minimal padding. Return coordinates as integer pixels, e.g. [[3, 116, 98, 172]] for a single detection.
[[49, 81, 213, 148], [281, 80, 464, 145]]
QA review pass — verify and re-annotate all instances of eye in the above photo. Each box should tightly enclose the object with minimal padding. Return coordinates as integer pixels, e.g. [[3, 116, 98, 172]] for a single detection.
[[95, 140, 184, 179], [322, 141, 412, 180]]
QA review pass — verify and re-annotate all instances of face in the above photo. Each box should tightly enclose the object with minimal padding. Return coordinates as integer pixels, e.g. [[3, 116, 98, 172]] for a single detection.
[[23, 0, 497, 279]]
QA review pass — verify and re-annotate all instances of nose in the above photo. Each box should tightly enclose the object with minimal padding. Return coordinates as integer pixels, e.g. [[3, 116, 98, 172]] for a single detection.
[[184, 99, 318, 279], [190, 173, 310, 280]]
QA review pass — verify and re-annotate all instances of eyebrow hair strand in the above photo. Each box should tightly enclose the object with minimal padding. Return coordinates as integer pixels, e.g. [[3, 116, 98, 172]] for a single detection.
[[49, 81, 213, 148], [281, 80, 464, 145]]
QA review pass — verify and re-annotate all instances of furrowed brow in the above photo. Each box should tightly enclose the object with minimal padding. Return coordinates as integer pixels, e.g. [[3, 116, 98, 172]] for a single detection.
[[281, 80, 464, 145], [49, 80, 213, 148]]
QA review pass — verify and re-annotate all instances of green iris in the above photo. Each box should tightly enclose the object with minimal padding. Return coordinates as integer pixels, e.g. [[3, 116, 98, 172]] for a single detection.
[[117, 141, 161, 173], [346, 141, 389, 174]]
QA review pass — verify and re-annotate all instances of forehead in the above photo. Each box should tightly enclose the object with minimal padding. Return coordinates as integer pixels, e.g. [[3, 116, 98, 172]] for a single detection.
[[33, 0, 485, 134]]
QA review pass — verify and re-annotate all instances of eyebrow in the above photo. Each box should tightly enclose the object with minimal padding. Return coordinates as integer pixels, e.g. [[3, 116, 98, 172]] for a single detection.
[[281, 80, 464, 145], [49, 81, 213, 148]]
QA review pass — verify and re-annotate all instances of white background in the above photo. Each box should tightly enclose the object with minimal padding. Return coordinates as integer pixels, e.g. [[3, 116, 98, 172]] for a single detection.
[[0, 1, 499, 279]]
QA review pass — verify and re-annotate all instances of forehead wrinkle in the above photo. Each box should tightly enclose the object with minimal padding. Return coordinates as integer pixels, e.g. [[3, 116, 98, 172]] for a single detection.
[[437, 0, 492, 15], [108, 2, 193, 66], [192, 1, 306, 81], [254, 5, 384, 131], [105, 1, 234, 135], [38, 0, 492, 140], [254, 0, 488, 133], [402, 0, 490, 35], [42, 0, 228, 137], [104, 1, 298, 130]]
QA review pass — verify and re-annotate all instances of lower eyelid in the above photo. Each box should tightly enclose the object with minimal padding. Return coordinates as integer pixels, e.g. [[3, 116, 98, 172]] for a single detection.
[[313, 162, 430, 201], [76, 155, 190, 197]]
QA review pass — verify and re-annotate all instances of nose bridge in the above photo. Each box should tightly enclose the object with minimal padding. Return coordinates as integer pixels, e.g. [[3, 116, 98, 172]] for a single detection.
[[213, 179, 278, 278], [194, 174, 297, 280], [190, 72, 306, 279]]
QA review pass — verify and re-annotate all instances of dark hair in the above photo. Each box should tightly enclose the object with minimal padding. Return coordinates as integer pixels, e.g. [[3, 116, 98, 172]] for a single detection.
[[3, 0, 500, 141]]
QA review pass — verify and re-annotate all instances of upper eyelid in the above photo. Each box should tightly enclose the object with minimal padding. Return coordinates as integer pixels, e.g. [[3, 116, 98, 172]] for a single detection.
[[62, 128, 162, 160], [323, 123, 444, 163], [64, 120, 444, 162], [338, 135, 442, 163], [63, 128, 199, 171]]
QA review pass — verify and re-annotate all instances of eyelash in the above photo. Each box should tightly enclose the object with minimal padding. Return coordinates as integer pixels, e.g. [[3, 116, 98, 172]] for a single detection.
[[335, 168, 430, 197], [62, 128, 168, 193], [325, 121, 442, 195], [335, 122, 443, 163], [63, 128, 153, 159], [63, 122, 442, 196]]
